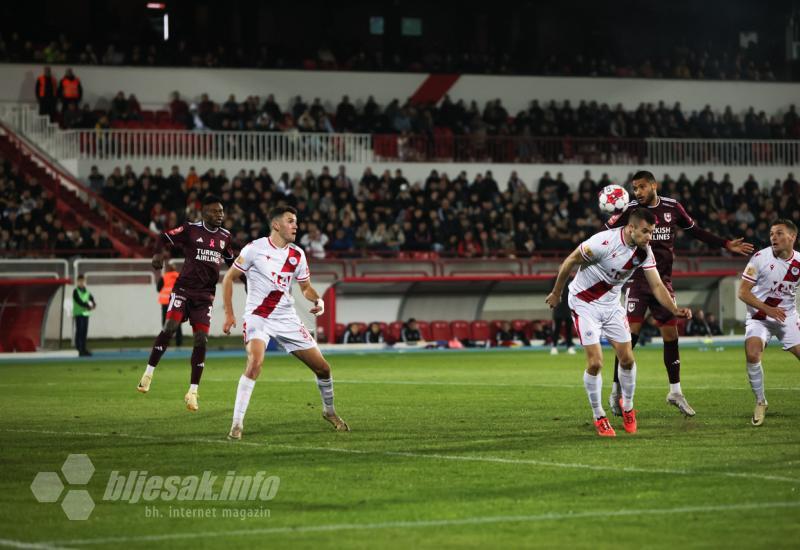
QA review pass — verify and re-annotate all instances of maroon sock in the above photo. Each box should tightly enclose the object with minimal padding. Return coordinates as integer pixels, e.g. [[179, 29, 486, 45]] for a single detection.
[[663, 339, 680, 384], [147, 331, 171, 367], [613, 333, 638, 384], [190, 344, 206, 385]]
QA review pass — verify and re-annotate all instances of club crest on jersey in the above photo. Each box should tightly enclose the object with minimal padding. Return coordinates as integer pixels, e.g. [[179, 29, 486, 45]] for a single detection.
[[628, 302, 636, 312], [289, 256, 298, 266], [664, 213, 672, 222], [792, 267, 799, 276], [220, 240, 225, 249], [632, 257, 641, 266]]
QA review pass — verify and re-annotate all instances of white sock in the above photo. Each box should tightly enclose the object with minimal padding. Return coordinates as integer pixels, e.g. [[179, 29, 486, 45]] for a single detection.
[[618, 362, 637, 412], [669, 382, 682, 394], [746, 362, 766, 403], [316, 377, 336, 416], [233, 375, 256, 425], [189, 383, 198, 392], [145, 365, 155, 376], [583, 371, 605, 419]]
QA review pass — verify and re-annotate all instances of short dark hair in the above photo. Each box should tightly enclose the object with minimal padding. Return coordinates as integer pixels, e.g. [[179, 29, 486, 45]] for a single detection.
[[631, 170, 656, 183], [76, 274, 85, 281], [771, 218, 798, 234], [202, 194, 223, 207], [268, 206, 297, 223], [628, 208, 656, 225]]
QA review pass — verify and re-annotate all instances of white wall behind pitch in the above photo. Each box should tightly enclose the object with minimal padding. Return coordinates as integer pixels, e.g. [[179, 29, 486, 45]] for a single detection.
[[3, 63, 798, 115]]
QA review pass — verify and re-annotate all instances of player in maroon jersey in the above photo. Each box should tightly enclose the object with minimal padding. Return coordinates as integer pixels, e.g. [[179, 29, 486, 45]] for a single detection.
[[605, 171, 754, 417], [137, 195, 237, 411]]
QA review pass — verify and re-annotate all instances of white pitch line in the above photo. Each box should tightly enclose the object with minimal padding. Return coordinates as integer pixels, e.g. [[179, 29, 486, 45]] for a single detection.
[[0, 538, 71, 550], [3, 428, 799, 484], [43, 500, 800, 546], [200, 378, 800, 392]]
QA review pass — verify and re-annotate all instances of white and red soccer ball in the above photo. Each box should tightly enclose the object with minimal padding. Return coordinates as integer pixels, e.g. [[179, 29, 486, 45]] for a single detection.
[[598, 185, 629, 213]]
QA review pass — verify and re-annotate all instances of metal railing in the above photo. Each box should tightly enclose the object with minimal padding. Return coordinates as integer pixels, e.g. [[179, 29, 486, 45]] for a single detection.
[[2, 103, 798, 166]]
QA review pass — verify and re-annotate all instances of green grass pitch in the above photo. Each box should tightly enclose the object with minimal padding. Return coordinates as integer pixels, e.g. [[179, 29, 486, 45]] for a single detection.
[[0, 347, 798, 549]]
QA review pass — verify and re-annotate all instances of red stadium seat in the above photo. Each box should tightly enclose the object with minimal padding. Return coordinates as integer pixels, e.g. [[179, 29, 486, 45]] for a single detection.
[[416, 321, 431, 341], [13, 337, 36, 352], [387, 321, 404, 343], [155, 110, 171, 122], [335, 323, 346, 343], [450, 320, 470, 340], [511, 319, 532, 339], [430, 320, 452, 341], [470, 320, 491, 342], [140, 110, 155, 121]]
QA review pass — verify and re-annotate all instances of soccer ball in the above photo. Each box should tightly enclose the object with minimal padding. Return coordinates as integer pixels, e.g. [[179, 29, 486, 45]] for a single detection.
[[598, 185, 629, 213]]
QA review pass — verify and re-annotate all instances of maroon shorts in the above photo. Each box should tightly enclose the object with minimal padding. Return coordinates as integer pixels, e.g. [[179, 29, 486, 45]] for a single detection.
[[624, 279, 677, 326], [164, 287, 214, 333]]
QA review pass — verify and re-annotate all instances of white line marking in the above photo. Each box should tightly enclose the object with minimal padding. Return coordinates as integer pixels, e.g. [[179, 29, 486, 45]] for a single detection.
[[3, 428, 798, 484], [43, 501, 800, 546], [0, 539, 71, 550]]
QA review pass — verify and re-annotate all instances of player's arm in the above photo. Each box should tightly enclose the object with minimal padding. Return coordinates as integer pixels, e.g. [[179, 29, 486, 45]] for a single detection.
[[297, 279, 325, 316], [677, 201, 753, 255], [545, 247, 587, 309], [152, 226, 183, 270], [737, 278, 787, 322], [222, 259, 245, 334], [643, 268, 692, 318]]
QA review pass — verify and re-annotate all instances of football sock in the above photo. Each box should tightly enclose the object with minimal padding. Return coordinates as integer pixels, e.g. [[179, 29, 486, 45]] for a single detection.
[[746, 362, 766, 403], [664, 339, 681, 385], [618, 362, 637, 411], [144, 365, 155, 376], [190, 345, 206, 385], [583, 371, 605, 419], [189, 383, 198, 392], [147, 331, 171, 367], [613, 333, 638, 385], [233, 375, 256, 425], [669, 382, 682, 394], [316, 376, 336, 416]]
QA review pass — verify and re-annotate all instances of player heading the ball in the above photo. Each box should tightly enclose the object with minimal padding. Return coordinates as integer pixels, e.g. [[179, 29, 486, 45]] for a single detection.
[[546, 208, 692, 437]]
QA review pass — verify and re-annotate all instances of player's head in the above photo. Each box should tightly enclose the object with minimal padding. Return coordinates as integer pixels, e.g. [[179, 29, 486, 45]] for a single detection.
[[769, 219, 797, 254], [269, 206, 298, 243], [631, 170, 658, 206], [627, 208, 657, 248], [76, 274, 85, 287], [201, 195, 224, 228]]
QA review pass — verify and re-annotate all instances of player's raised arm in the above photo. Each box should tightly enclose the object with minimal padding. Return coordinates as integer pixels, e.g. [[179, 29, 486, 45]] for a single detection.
[[545, 246, 587, 309], [222, 257, 245, 334], [643, 267, 692, 319], [737, 278, 787, 322]]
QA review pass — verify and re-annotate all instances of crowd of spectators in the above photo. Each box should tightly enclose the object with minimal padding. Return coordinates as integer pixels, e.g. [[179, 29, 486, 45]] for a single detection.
[[0, 153, 114, 256], [1, 31, 789, 81], [81, 87, 800, 143], [74, 164, 800, 260]]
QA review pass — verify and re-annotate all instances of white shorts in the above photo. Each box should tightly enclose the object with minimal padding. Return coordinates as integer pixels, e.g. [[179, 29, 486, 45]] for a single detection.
[[568, 295, 631, 346], [745, 314, 800, 351], [242, 313, 316, 353]]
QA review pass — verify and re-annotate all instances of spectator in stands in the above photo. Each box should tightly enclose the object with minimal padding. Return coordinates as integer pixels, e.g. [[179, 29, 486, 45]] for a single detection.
[[366, 322, 385, 344], [72, 274, 95, 356], [34, 66, 58, 120], [402, 318, 422, 343], [57, 68, 82, 113], [705, 313, 723, 336], [300, 223, 329, 259], [495, 321, 531, 347], [62, 103, 82, 129], [342, 323, 366, 344], [169, 91, 190, 128], [685, 309, 719, 336]]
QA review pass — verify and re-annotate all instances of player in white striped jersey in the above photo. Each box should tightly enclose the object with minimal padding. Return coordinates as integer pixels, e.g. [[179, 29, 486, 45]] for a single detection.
[[546, 208, 692, 437], [221, 206, 349, 439], [737, 219, 800, 426]]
